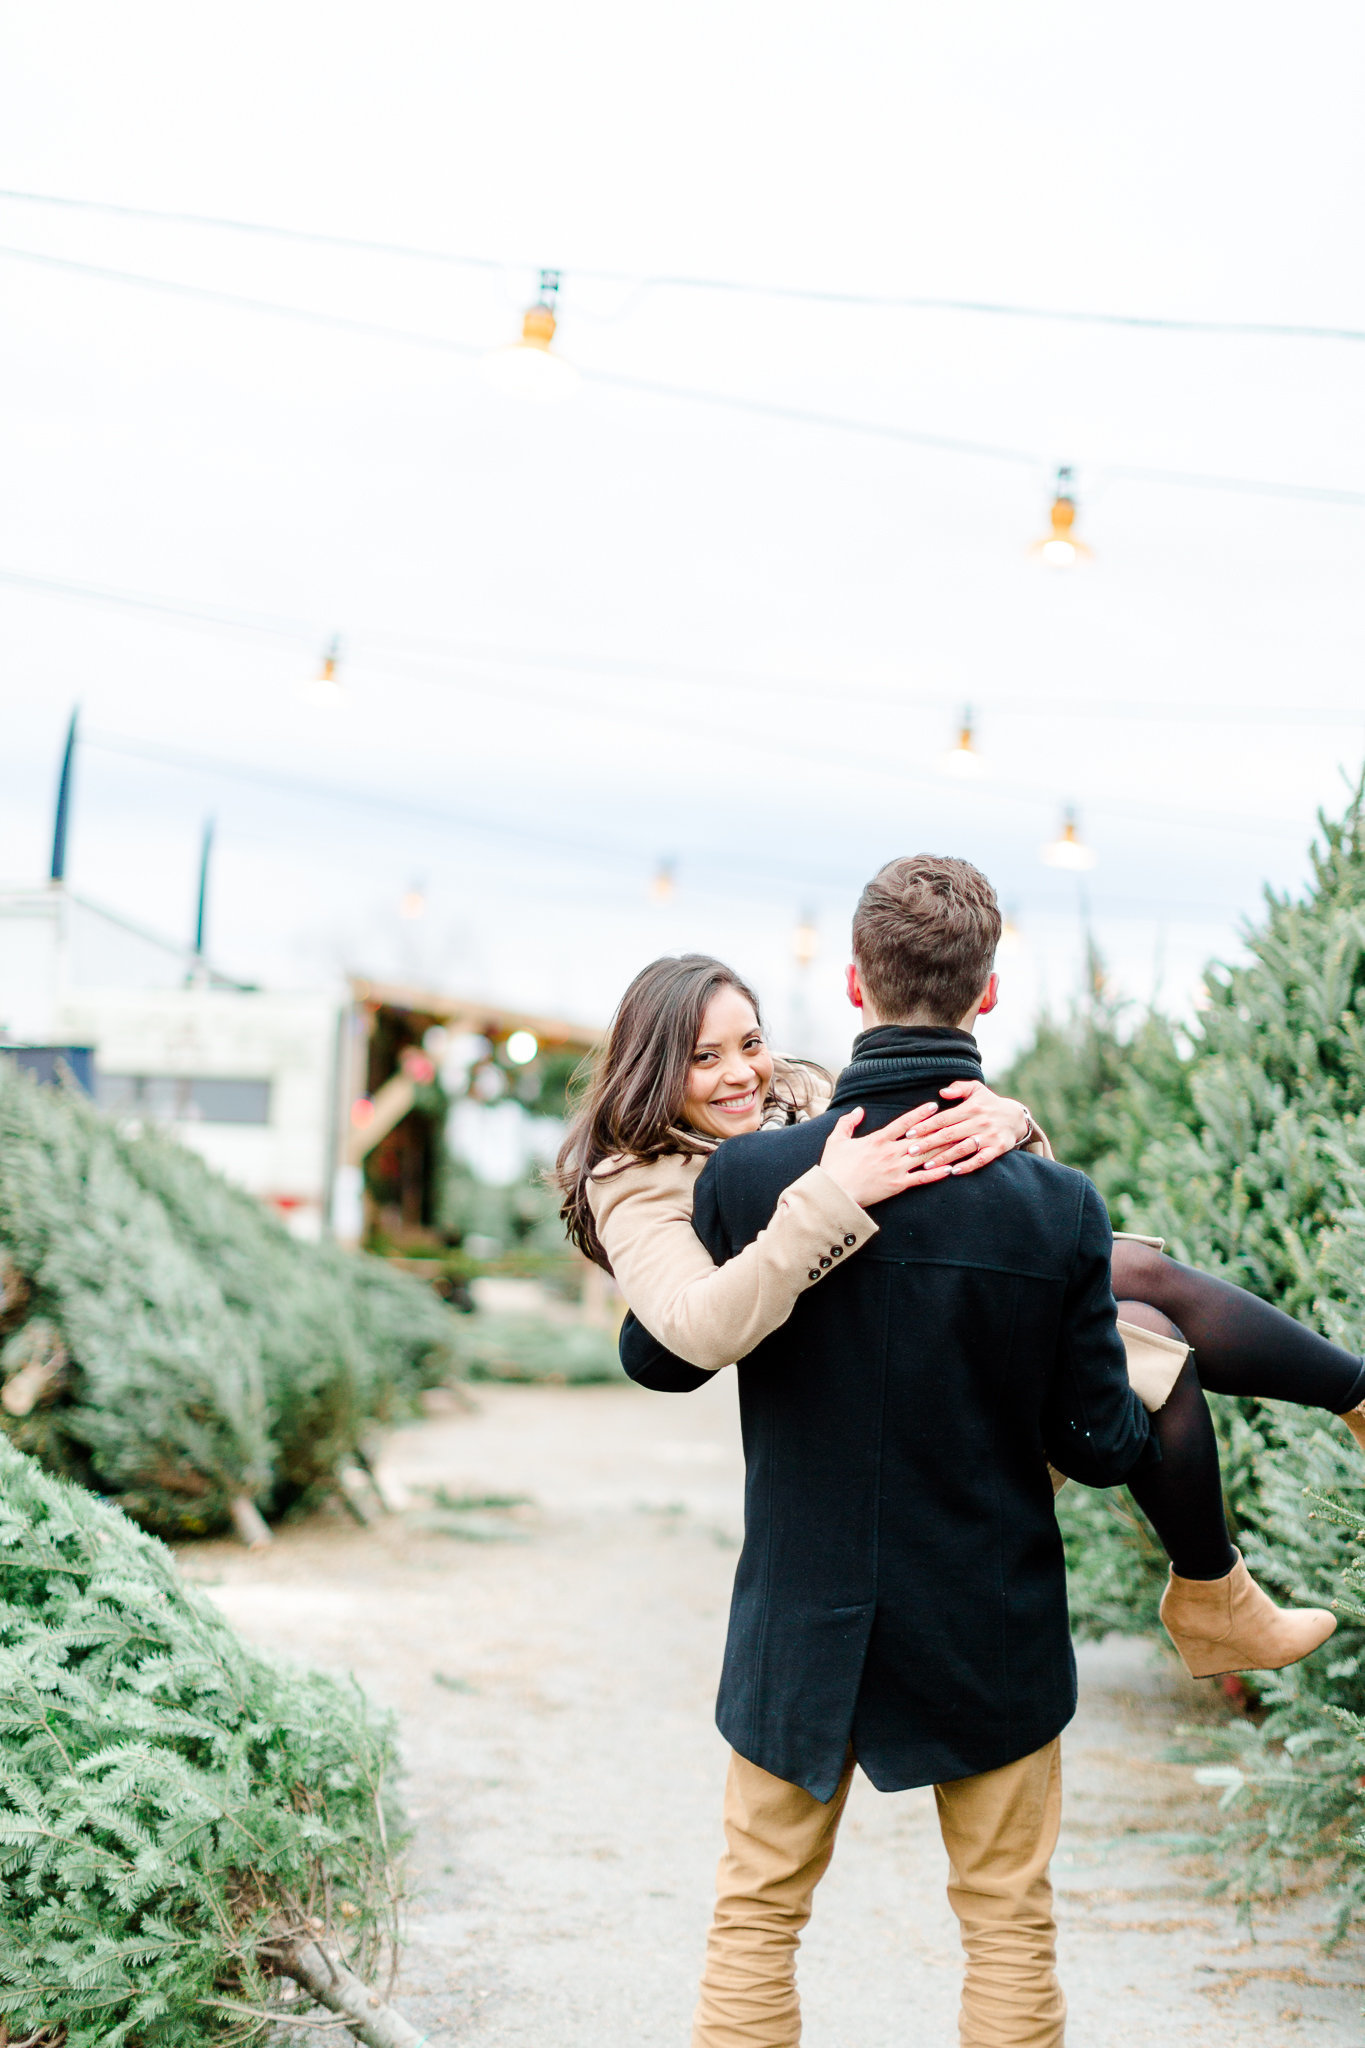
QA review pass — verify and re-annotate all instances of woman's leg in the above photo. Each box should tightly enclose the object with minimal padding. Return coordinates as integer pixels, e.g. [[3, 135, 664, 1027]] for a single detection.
[[1111, 1241, 1365, 1412], [1117, 1304, 1236, 1580], [1115, 1302, 1338, 1674]]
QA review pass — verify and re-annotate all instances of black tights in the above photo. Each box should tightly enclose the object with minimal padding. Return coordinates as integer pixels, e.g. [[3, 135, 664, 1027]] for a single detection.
[[1107, 1244, 1365, 1582]]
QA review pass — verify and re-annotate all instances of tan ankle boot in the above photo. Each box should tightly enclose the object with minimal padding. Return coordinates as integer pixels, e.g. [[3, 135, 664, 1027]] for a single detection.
[[1159, 1551, 1336, 1678], [1338, 1401, 1365, 1454]]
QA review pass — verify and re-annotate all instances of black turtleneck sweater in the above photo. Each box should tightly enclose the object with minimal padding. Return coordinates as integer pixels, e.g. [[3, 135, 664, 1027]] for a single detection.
[[619, 1022, 1152, 1799]]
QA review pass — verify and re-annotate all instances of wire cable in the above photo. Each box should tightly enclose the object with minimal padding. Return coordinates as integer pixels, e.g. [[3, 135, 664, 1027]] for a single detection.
[[4, 563, 1364, 732], [80, 729, 1291, 915], [2, 185, 1362, 344], [4, 241, 1365, 511]]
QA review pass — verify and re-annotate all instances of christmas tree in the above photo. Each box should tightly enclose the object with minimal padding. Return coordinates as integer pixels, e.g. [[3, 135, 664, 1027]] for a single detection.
[[0, 1058, 465, 1535], [1002, 776, 1365, 1926], [0, 1438, 426, 2047], [112, 1118, 413, 1516], [0, 1057, 273, 1541]]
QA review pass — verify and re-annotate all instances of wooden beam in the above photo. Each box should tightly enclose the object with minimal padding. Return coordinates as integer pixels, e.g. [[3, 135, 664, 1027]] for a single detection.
[[345, 1070, 416, 1165]]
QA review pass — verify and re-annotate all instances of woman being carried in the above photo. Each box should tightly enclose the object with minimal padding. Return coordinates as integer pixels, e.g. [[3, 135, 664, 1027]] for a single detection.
[[556, 948, 1365, 1679]]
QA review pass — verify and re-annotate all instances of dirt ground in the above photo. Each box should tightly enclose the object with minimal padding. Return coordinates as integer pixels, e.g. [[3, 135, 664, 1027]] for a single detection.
[[180, 1373, 1365, 2046]]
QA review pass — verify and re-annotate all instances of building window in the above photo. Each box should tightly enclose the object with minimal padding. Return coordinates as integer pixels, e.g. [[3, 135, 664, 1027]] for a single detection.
[[96, 1075, 272, 1126]]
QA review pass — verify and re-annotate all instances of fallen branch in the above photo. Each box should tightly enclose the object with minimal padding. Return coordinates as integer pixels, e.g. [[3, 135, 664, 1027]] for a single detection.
[[275, 1935, 433, 2046]]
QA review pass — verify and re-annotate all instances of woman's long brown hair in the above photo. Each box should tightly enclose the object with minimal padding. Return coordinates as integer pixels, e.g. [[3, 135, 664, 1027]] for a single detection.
[[555, 954, 775, 1271]]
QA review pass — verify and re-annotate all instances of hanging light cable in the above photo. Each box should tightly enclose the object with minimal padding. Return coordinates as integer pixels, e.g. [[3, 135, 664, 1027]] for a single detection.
[[1032, 467, 1092, 570], [483, 268, 580, 402], [939, 706, 984, 777], [1041, 807, 1097, 870]]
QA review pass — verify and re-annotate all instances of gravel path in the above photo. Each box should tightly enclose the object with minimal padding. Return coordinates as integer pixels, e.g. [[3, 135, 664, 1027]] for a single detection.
[[182, 1375, 1364, 2045]]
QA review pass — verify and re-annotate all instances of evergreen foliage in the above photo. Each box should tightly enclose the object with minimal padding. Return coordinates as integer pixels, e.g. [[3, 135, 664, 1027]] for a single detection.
[[112, 1121, 459, 1513], [459, 1312, 624, 1384], [1000, 776, 1365, 1930], [0, 1061, 461, 1536], [0, 1439, 406, 2045], [1171, 1486, 1365, 1940], [0, 1059, 272, 1539]]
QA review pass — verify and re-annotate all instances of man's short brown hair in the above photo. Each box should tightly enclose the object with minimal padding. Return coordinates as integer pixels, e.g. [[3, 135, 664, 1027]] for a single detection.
[[851, 855, 1002, 1025]]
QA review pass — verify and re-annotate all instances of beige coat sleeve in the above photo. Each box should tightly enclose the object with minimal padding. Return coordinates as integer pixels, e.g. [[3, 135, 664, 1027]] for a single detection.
[[587, 1150, 878, 1371]]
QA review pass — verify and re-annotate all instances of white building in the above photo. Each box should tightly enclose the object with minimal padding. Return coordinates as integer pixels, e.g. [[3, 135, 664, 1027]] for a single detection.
[[0, 883, 598, 1246], [0, 883, 343, 1238]]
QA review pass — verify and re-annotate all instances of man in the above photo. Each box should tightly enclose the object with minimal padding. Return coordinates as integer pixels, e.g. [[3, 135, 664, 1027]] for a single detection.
[[620, 853, 1156, 2048]]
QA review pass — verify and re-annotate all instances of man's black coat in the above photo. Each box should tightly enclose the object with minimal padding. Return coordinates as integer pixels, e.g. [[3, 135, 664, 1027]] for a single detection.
[[619, 1026, 1154, 1802]]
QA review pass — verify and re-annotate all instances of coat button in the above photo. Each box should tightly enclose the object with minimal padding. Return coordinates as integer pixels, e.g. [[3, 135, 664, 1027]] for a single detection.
[[843, 1233, 856, 1246], [831, 1244, 843, 1257], [807, 1269, 820, 1282], [819, 1256, 832, 1269]]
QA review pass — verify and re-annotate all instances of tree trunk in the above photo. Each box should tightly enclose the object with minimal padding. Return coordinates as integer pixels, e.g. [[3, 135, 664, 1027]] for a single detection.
[[276, 1935, 432, 2046], [229, 1495, 273, 1548]]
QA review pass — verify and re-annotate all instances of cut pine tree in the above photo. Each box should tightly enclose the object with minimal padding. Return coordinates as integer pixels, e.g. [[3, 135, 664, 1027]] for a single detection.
[[0, 1058, 273, 1538], [0, 1438, 431, 2046]]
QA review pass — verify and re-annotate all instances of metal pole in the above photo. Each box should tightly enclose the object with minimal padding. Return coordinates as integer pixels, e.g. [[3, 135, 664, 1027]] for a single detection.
[[49, 708, 78, 882], [194, 817, 215, 959]]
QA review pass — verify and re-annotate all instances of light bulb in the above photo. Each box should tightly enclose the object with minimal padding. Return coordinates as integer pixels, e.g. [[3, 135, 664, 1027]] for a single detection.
[[399, 886, 426, 920], [304, 634, 345, 706], [505, 1030, 539, 1066], [483, 275, 580, 403], [793, 914, 818, 967], [651, 859, 676, 904], [939, 708, 984, 777], [1032, 467, 1091, 569], [998, 914, 1023, 959], [1041, 809, 1096, 871]]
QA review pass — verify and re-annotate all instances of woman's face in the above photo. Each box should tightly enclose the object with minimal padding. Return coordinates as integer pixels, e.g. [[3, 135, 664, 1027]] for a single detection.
[[683, 987, 775, 1141]]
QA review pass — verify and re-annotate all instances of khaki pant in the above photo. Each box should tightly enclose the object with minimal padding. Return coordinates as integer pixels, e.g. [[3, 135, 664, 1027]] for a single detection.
[[693, 1738, 1065, 2048]]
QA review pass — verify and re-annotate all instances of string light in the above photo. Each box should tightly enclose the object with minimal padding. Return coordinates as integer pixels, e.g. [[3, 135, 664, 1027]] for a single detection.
[[939, 707, 984, 777], [998, 910, 1023, 959], [793, 910, 818, 966], [303, 634, 345, 706], [505, 1030, 539, 1065], [1041, 808, 1097, 871], [651, 858, 677, 903], [398, 883, 427, 920], [483, 270, 580, 402], [1032, 467, 1092, 570]]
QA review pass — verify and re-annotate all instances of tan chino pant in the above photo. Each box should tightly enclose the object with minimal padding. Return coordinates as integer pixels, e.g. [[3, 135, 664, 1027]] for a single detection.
[[693, 1738, 1065, 2048]]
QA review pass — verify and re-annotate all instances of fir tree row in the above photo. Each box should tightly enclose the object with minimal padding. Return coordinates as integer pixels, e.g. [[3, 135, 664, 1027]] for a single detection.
[[1001, 775, 1365, 1934], [0, 1065, 460, 1541]]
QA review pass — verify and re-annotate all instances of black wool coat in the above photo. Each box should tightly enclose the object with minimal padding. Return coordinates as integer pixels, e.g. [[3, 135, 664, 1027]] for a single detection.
[[620, 1025, 1154, 1801]]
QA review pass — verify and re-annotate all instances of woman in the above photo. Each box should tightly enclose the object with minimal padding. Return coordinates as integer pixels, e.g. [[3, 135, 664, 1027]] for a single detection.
[[557, 954, 1364, 1676]]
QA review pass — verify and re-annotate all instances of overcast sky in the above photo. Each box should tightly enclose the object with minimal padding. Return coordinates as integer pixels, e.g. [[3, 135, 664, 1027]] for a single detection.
[[1, 3, 1362, 1069]]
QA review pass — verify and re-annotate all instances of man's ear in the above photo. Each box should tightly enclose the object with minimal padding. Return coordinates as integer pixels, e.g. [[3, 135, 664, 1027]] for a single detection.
[[976, 971, 1001, 1018], [846, 962, 863, 1010]]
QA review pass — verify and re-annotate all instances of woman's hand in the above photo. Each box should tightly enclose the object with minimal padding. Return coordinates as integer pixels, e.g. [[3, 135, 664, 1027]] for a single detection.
[[819, 1104, 953, 1208], [902, 1081, 1031, 1176]]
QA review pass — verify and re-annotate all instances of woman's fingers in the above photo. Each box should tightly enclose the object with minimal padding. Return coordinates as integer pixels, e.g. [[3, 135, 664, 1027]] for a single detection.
[[915, 1128, 1011, 1173], [879, 1103, 939, 1140], [830, 1107, 864, 1137], [908, 1099, 981, 1142]]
